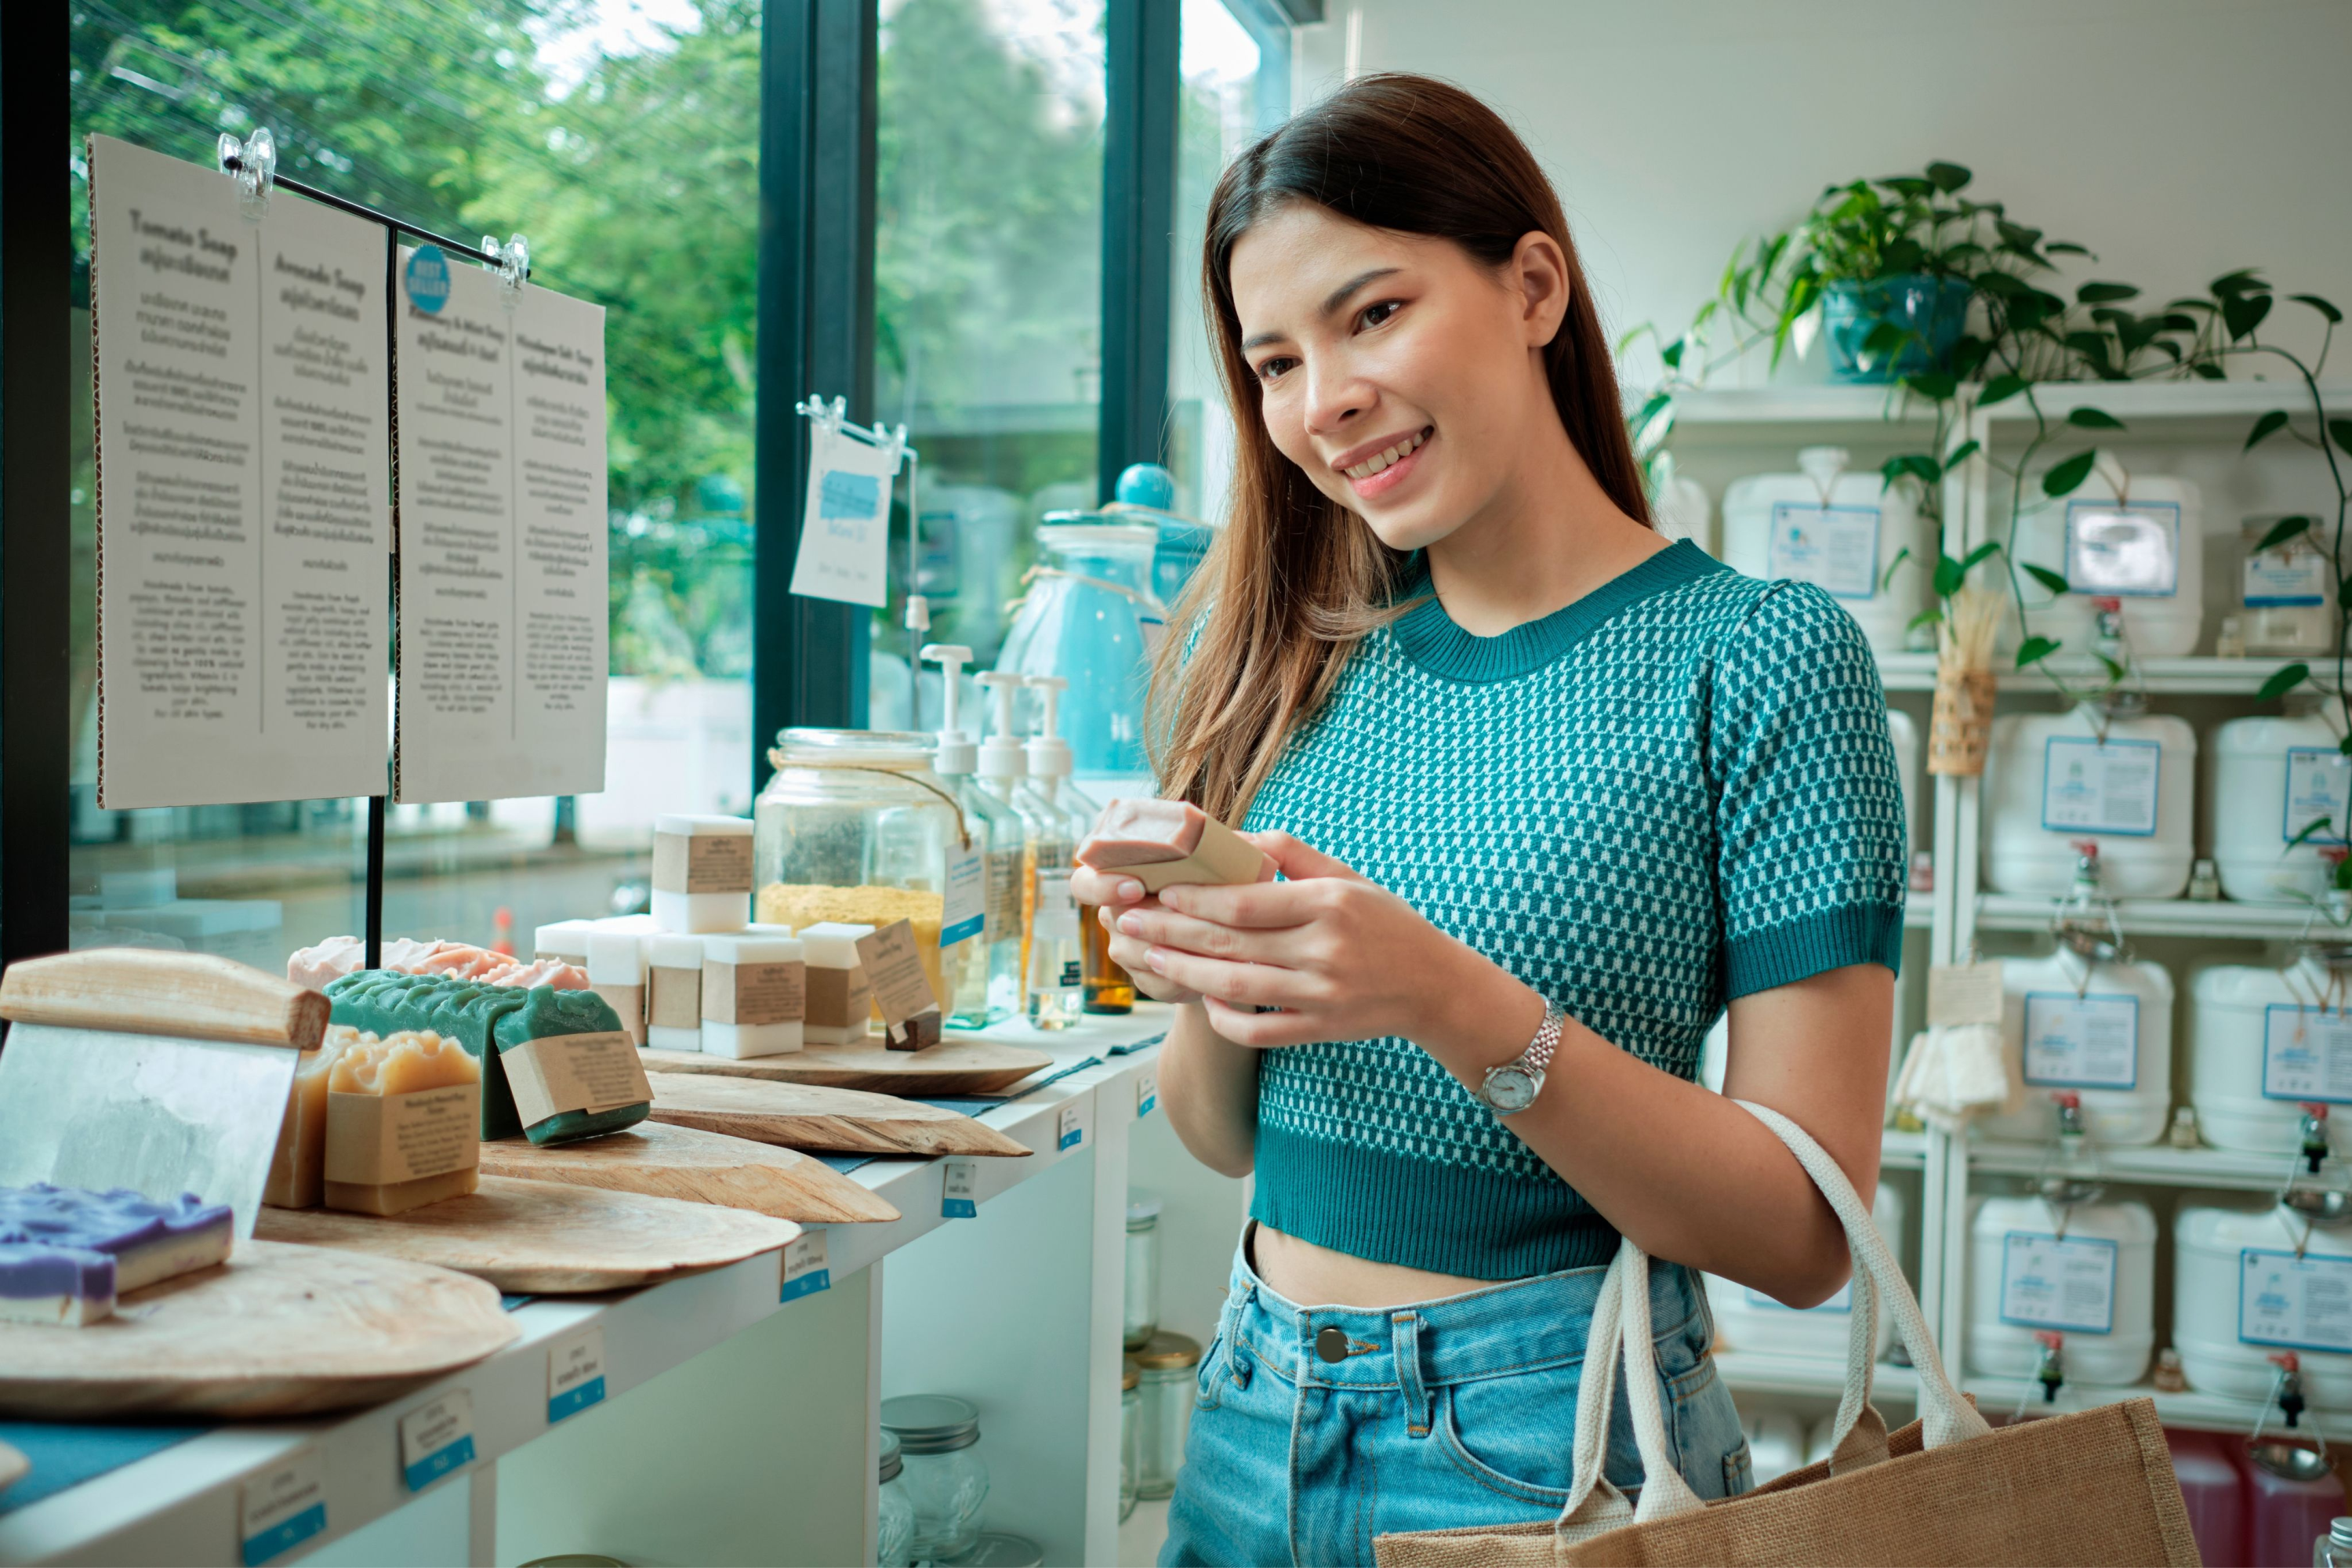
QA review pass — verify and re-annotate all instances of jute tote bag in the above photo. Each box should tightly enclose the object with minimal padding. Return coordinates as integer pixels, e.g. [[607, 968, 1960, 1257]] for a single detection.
[[1374, 1102, 2200, 1568]]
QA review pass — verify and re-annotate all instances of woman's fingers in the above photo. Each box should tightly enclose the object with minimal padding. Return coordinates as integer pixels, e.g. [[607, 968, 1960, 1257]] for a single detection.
[[1157, 877, 1320, 930], [1203, 996, 1325, 1048], [1142, 945, 1326, 1012], [1112, 902, 1303, 964], [1071, 863, 1148, 908]]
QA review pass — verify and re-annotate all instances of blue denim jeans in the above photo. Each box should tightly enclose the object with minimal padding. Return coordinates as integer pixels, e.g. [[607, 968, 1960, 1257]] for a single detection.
[[1160, 1232, 1751, 1568]]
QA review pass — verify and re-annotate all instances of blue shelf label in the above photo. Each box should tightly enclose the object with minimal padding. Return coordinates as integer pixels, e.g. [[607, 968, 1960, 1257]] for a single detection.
[[782, 1230, 831, 1301], [399, 1390, 478, 1492], [943, 1160, 978, 1218], [547, 1329, 606, 1424], [238, 1448, 325, 1566]]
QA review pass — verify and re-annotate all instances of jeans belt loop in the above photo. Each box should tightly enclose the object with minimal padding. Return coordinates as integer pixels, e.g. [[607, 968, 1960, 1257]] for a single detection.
[[1392, 1310, 1433, 1439]]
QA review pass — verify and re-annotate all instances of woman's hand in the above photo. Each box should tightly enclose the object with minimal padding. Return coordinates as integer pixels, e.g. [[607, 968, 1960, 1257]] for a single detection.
[[1071, 862, 1201, 1006], [1105, 830, 1528, 1051]]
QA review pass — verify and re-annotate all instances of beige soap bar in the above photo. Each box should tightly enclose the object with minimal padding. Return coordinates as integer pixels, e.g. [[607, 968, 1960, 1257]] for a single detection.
[[264, 1025, 358, 1209], [324, 1030, 483, 1216], [1079, 799, 1276, 891]]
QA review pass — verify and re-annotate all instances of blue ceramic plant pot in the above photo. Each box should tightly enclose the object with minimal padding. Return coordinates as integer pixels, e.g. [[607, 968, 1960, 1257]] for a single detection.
[[1822, 274, 1973, 383]]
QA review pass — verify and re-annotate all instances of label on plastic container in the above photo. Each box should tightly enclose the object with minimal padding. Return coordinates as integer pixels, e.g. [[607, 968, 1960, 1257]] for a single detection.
[[942, 1159, 978, 1218], [2021, 992, 2140, 1089], [2064, 499, 2180, 597], [941, 844, 987, 948], [398, 1390, 477, 1492], [238, 1446, 326, 1566], [1766, 502, 1881, 601], [2247, 539, 2329, 607], [2039, 736, 2161, 837], [1744, 1282, 1852, 1314], [2239, 1248, 2352, 1353], [547, 1327, 606, 1422], [2261, 1004, 2352, 1102], [2284, 747, 2352, 847], [1998, 1232, 2118, 1334]]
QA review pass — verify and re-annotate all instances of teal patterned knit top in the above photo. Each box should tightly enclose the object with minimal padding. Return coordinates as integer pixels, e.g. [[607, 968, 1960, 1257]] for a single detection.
[[1240, 540, 1907, 1279]]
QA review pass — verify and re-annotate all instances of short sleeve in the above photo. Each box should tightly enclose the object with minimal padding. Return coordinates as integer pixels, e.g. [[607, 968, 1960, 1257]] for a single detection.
[[1707, 583, 1908, 999]]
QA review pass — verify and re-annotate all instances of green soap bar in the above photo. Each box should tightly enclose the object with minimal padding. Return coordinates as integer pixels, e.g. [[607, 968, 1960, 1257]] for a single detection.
[[492, 985, 651, 1146], [324, 971, 528, 1138]]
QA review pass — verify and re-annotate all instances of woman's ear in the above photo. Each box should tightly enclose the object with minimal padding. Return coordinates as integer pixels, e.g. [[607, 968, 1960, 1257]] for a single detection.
[[1511, 230, 1571, 347]]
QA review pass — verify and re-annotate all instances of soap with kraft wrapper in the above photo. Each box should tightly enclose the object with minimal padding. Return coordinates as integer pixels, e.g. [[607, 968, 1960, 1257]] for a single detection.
[[324, 1030, 483, 1216], [1079, 799, 1276, 891]]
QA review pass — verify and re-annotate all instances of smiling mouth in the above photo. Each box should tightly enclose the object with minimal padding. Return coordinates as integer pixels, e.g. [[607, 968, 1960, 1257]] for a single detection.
[[1340, 426, 1432, 481]]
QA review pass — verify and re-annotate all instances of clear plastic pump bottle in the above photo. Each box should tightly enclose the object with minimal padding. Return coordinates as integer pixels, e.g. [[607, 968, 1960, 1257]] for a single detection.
[[1018, 674, 1089, 1029], [975, 670, 1040, 1022], [920, 644, 1022, 1027]]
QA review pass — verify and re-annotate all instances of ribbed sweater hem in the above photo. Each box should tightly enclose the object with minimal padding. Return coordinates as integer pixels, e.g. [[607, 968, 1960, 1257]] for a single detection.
[[1250, 1123, 1620, 1281], [1725, 900, 1906, 1000]]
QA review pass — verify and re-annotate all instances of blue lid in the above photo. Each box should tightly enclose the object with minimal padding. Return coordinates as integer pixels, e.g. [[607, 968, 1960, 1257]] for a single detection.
[[1115, 463, 1176, 510]]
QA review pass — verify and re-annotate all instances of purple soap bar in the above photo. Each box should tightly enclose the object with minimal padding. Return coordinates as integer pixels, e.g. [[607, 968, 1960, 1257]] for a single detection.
[[0, 1185, 233, 1294], [0, 1239, 118, 1327]]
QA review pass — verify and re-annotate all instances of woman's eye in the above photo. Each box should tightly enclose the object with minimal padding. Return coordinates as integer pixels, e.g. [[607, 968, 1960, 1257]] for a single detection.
[[1255, 356, 1297, 382], [1359, 299, 1403, 331]]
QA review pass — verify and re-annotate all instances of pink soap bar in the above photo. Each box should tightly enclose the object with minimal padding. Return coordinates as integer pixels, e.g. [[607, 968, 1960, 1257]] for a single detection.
[[1081, 799, 1205, 868]]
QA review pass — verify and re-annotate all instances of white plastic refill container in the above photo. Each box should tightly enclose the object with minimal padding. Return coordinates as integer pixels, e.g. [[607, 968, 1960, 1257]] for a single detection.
[[1975, 945, 2174, 1146], [2176, 1202, 2352, 1406], [1966, 1193, 2158, 1386], [801, 921, 877, 1046], [1887, 707, 1922, 854], [1651, 462, 1715, 558], [699, 932, 805, 1059], [585, 924, 649, 1047], [2210, 704, 2352, 905], [2191, 950, 2352, 1157], [1706, 1184, 1904, 1362], [651, 814, 755, 933], [533, 919, 594, 965], [1982, 702, 2196, 898], [2008, 462, 2204, 658], [2240, 514, 2336, 658], [1722, 446, 1929, 655], [644, 932, 707, 1052]]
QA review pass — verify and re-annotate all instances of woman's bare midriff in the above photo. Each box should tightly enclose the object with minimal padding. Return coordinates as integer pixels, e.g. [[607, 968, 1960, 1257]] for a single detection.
[[1252, 1224, 1498, 1310]]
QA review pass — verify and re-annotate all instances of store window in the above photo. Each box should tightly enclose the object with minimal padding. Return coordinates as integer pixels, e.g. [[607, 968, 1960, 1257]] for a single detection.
[[67, 0, 757, 960], [872, 0, 1108, 724], [1166, 0, 1285, 529]]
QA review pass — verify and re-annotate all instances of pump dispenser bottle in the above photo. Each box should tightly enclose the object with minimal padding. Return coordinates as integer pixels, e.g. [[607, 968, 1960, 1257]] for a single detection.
[[920, 645, 1022, 1027], [1018, 675, 1088, 1029], [975, 670, 1040, 1021]]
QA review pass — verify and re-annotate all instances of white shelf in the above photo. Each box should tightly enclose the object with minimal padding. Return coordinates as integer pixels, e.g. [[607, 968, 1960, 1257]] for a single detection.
[[1960, 1376, 2352, 1442], [1967, 1137, 2307, 1193], [1714, 1349, 1918, 1403], [1976, 378, 2352, 428], [1661, 386, 1942, 427], [1878, 652, 2317, 695], [1975, 893, 2325, 942], [1881, 1128, 1928, 1169], [0, 1009, 1171, 1568]]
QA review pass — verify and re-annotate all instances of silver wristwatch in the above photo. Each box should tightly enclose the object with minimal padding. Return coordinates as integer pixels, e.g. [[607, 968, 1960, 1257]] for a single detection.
[[1474, 1000, 1566, 1116]]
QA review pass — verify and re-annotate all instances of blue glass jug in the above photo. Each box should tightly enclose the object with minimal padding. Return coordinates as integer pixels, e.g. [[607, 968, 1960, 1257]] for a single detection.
[[997, 517, 1163, 775]]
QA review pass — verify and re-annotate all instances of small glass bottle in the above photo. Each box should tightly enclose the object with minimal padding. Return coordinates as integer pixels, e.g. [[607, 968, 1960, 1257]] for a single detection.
[[2318, 1515, 2352, 1568], [1134, 1330, 1202, 1501], [877, 1429, 916, 1568], [1120, 1360, 1142, 1523], [922, 645, 1022, 1027], [975, 671, 1039, 1022], [1124, 1192, 1162, 1349], [880, 1394, 989, 1562], [1017, 676, 1087, 1029], [1083, 882, 1137, 1014]]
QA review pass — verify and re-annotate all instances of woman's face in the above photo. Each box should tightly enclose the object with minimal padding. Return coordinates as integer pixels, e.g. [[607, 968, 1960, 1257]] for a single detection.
[[1226, 201, 1568, 554]]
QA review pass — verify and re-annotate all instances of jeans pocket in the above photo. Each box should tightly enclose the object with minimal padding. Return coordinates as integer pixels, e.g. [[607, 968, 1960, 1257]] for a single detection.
[[1667, 1354, 1748, 1501], [1432, 1362, 1583, 1505], [1722, 1439, 1755, 1497]]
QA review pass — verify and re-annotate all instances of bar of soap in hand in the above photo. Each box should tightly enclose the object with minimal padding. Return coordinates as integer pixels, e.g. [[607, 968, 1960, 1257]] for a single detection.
[[1080, 799, 1275, 889], [325, 1030, 484, 1216]]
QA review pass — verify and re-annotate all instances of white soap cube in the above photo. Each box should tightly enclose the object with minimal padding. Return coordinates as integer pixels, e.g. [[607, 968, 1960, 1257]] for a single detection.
[[533, 919, 595, 964], [799, 922, 874, 1045], [645, 932, 708, 1051]]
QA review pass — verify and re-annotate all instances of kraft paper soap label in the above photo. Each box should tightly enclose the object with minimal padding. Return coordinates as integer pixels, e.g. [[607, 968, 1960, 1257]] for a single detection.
[[648, 965, 702, 1029], [1998, 1230, 2117, 1334], [652, 829, 753, 895], [704, 959, 804, 1025], [325, 1084, 481, 1185], [855, 920, 940, 1048], [596, 982, 647, 1040], [2239, 1249, 2352, 1353], [504, 1031, 650, 1126], [2262, 1004, 2352, 1102], [240, 1446, 327, 1566], [1927, 963, 2005, 1028], [805, 965, 873, 1030], [2021, 992, 2139, 1089]]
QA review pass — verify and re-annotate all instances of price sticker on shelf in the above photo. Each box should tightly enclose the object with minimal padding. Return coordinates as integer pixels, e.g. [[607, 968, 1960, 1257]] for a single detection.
[[2021, 992, 2139, 1090], [2039, 736, 2161, 837], [942, 1160, 978, 1219], [940, 844, 986, 949], [238, 1446, 326, 1566], [1057, 1102, 1085, 1152], [2239, 1248, 2352, 1354], [1998, 1231, 2117, 1334], [398, 1389, 477, 1492], [782, 1229, 831, 1301], [1136, 1070, 1158, 1120], [546, 1327, 606, 1424]]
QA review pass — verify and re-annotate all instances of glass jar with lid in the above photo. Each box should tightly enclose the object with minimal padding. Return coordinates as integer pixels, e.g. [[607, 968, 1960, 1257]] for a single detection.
[[1123, 1192, 1162, 1349], [1134, 1330, 1202, 1500], [876, 1429, 915, 1568], [756, 728, 975, 1013], [879, 1393, 990, 1560], [1120, 1359, 1142, 1523]]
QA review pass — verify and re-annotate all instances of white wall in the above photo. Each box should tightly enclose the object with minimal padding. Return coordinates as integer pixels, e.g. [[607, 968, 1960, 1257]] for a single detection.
[[1292, 0, 2352, 388]]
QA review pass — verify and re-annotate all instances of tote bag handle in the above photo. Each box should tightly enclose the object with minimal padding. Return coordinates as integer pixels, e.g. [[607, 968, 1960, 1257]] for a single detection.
[[1552, 1099, 1993, 1543]]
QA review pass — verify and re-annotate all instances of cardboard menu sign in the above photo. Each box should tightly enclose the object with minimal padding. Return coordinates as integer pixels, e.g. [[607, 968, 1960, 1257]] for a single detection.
[[855, 919, 942, 1051]]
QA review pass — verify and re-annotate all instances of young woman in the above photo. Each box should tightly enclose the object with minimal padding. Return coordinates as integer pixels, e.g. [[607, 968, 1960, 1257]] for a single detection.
[[1069, 74, 1907, 1567]]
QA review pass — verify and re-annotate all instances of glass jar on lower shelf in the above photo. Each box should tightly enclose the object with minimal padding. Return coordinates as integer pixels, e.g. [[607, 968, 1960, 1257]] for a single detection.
[[1124, 1192, 1162, 1350], [877, 1430, 915, 1568], [880, 1394, 989, 1561], [1120, 1359, 1142, 1522], [1134, 1331, 1202, 1501]]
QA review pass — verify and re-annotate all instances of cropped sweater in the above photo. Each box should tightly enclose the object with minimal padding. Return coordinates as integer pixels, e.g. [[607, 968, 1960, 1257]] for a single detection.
[[1242, 540, 1907, 1279]]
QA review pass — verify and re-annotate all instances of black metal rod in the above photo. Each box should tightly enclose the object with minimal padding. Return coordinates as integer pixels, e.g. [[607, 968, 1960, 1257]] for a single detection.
[[220, 156, 526, 277], [365, 797, 386, 967]]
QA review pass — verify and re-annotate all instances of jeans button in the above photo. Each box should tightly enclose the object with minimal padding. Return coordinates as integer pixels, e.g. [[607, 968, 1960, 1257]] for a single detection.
[[1316, 1324, 1348, 1363]]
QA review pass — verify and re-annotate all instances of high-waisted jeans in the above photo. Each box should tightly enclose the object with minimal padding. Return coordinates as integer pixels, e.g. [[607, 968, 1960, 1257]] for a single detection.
[[1160, 1230, 1751, 1568]]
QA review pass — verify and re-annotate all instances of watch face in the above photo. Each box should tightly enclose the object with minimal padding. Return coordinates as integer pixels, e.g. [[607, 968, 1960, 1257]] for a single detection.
[[1484, 1065, 1537, 1114]]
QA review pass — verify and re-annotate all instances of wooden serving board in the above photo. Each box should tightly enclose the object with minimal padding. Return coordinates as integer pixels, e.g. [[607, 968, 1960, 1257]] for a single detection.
[[256, 1175, 799, 1293], [641, 1072, 1030, 1159], [0, 1240, 516, 1420], [641, 1036, 1051, 1097], [477, 1122, 900, 1225]]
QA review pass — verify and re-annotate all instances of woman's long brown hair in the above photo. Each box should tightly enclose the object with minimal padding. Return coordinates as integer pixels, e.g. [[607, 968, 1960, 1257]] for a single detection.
[[1152, 73, 1651, 823]]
